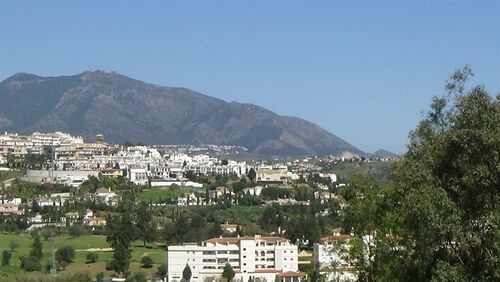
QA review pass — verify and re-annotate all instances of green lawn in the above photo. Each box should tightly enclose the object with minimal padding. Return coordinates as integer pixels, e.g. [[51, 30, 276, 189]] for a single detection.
[[0, 233, 165, 278], [138, 186, 205, 203], [0, 170, 23, 182]]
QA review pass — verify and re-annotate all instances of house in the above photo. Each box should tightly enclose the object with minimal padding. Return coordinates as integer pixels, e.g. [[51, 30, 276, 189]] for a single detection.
[[93, 188, 120, 206], [168, 235, 300, 282], [242, 186, 265, 196], [0, 203, 23, 215], [83, 216, 107, 227], [64, 211, 80, 225], [83, 209, 94, 220], [221, 223, 240, 234], [128, 167, 149, 186]]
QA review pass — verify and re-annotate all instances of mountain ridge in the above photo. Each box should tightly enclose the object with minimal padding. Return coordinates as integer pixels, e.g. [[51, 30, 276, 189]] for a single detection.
[[0, 70, 363, 157]]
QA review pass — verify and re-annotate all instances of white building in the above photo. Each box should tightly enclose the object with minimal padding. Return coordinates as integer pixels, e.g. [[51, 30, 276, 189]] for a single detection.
[[128, 167, 149, 186], [167, 235, 304, 282]]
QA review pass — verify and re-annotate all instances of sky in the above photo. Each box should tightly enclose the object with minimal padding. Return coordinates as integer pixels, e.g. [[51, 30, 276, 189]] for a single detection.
[[0, 0, 499, 153]]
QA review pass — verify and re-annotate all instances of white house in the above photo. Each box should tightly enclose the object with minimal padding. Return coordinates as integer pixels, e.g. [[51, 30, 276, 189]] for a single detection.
[[167, 235, 303, 282], [128, 167, 149, 186]]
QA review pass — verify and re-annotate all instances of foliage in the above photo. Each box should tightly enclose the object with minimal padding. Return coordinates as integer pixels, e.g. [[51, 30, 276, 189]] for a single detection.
[[141, 255, 153, 268], [86, 251, 99, 263], [157, 263, 168, 277], [9, 240, 19, 253], [19, 255, 41, 272], [68, 224, 87, 238], [126, 272, 148, 282], [1, 250, 11, 266], [382, 67, 500, 281], [55, 245, 75, 264], [222, 263, 235, 281], [183, 264, 192, 281], [136, 202, 156, 246], [106, 210, 139, 274], [29, 235, 42, 260]]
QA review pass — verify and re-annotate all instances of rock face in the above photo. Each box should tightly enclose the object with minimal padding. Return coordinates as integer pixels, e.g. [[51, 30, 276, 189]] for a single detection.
[[0, 70, 362, 157]]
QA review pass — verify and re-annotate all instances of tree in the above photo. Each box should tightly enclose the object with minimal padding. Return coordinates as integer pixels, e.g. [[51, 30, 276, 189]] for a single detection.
[[55, 245, 75, 264], [222, 263, 235, 282], [9, 240, 19, 253], [69, 224, 86, 238], [106, 211, 139, 274], [247, 168, 256, 182], [1, 250, 11, 266], [86, 252, 99, 263], [96, 272, 105, 282], [375, 67, 500, 281], [183, 264, 192, 281], [29, 235, 43, 260], [141, 256, 153, 268], [126, 272, 148, 282], [157, 263, 168, 278], [20, 255, 41, 272], [136, 202, 156, 247]]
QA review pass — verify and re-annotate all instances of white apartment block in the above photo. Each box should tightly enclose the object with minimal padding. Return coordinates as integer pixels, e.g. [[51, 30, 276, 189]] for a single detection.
[[167, 235, 304, 282]]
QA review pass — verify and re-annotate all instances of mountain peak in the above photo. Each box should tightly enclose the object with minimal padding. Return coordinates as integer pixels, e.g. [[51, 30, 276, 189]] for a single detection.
[[372, 149, 398, 158], [0, 71, 362, 157]]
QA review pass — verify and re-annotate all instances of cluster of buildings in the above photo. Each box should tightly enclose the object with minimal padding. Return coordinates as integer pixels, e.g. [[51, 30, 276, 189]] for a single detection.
[[167, 235, 303, 282], [167, 231, 366, 282]]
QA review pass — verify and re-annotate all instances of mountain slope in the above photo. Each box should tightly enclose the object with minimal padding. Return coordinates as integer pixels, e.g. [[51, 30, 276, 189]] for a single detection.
[[371, 149, 398, 158], [0, 70, 362, 157]]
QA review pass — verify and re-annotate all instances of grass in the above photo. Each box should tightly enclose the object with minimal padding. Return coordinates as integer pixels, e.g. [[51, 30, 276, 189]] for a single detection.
[[0, 233, 165, 278], [138, 186, 205, 203], [0, 170, 23, 182]]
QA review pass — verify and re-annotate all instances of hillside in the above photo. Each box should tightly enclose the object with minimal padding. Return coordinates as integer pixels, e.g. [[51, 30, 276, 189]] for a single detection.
[[0, 70, 362, 157]]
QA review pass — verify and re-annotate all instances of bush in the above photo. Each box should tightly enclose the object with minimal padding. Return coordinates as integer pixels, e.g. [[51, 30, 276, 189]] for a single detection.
[[86, 252, 99, 263], [1, 250, 11, 266], [141, 256, 153, 268], [20, 256, 41, 272], [55, 245, 75, 264], [157, 263, 167, 277], [69, 224, 87, 238]]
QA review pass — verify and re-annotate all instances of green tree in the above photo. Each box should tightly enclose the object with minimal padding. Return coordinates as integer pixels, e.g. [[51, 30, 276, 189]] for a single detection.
[[29, 235, 43, 260], [136, 202, 156, 247], [222, 263, 235, 282], [9, 240, 19, 253], [247, 168, 256, 182], [157, 263, 168, 278], [1, 250, 11, 266], [55, 245, 75, 264], [141, 256, 153, 268], [96, 272, 105, 282], [68, 224, 87, 238], [378, 67, 500, 281], [126, 272, 148, 282], [183, 264, 192, 281], [86, 252, 99, 263], [20, 255, 41, 272], [106, 211, 139, 275]]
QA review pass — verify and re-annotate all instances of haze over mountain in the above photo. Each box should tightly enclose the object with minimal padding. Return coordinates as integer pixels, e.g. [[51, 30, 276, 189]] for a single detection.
[[0, 70, 362, 157]]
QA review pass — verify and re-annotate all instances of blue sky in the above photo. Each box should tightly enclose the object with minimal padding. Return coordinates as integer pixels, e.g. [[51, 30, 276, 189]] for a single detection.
[[0, 0, 499, 153]]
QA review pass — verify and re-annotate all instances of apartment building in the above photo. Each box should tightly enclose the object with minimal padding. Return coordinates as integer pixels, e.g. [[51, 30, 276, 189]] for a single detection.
[[167, 235, 303, 282]]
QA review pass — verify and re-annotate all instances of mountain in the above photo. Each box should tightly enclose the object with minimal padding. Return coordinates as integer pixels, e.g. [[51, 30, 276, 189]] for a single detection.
[[0, 70, 362, 157], [371, 149, 398, 159]]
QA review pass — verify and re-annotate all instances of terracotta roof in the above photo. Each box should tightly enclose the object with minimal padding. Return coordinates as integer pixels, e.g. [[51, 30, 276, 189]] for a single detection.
[[254, 269, 280, 273], [276, 271, 305, 277], [203, 236, 289, 244], [320, 235, 353, 242]]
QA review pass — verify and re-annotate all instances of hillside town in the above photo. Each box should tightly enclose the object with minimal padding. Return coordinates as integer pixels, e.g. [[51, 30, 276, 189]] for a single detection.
[[0, 131, 400, 281]]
